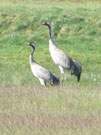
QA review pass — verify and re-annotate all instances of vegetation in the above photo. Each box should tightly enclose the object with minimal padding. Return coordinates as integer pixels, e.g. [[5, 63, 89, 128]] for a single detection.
[[0, 0, 101, 86], [0, 0, 101, 134], [0, 86, 101, 135]]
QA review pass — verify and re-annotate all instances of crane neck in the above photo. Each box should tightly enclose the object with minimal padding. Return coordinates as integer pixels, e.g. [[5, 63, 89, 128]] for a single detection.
[[48, 24, 52, 39], [49, 38, 57, 47], [47, 24, 56, 45], [29, 48, 35, 64]]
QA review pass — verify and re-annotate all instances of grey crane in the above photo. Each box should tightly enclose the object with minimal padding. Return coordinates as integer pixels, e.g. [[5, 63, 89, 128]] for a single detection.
[[42, 21, 82, 82], [28, 42, 60, 86]]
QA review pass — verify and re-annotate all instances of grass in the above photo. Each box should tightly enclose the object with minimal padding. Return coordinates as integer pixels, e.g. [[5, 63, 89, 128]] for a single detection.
[[0, 86, 101, 135], [0, 0, 101, 86], [0, 0, 101, 134]]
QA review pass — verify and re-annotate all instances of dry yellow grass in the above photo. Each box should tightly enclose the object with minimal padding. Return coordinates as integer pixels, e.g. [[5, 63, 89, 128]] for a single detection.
[[0, 86, 101, 135]]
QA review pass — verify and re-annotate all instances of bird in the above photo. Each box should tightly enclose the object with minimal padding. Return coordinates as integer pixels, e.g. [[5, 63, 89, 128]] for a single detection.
[[42, 21, 82, 82], [28, 42, 60, 86]]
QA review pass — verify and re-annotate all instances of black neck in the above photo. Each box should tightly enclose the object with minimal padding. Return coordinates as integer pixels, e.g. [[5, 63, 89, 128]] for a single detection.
[[46, 24, 52, 39], [44, 22, 56, 43], [30, 47, 35, 62]]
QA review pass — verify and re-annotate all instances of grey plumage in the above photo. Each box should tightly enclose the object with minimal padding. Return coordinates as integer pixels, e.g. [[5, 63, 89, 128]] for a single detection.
[[28, 42, 60, 86], [42, 21, 82, 82]]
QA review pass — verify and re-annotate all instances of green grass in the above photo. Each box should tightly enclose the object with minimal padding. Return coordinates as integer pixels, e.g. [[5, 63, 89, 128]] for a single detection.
[[0, 0, 101, 134], [0, 0, 101, 86]]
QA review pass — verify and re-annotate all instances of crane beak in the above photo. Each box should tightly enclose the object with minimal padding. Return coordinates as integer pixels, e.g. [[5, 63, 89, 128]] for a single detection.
[[41, 21, 45, 25]]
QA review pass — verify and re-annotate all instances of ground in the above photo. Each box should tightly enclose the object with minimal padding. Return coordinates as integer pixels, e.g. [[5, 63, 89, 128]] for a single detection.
[[0, 86, 101, 135], [0, 0, 101, 134]]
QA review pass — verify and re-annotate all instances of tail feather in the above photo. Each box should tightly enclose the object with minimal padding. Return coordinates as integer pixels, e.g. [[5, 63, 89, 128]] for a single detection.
[[51, 74, 60, 85], [71, 59, 82, 82]]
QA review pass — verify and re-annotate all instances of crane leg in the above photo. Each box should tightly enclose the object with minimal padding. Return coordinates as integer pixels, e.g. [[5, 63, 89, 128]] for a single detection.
[[64, 73, 68, 81], [39, 78, 46, 86], [59, 66, 65, 85]]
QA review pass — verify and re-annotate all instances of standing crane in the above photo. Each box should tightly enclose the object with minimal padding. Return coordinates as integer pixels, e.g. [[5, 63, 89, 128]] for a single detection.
[[28, 42, 60, 86], [42, 21, 82, 82]]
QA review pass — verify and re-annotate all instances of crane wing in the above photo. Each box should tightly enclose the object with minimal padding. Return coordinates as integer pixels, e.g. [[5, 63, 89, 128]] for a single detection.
[[51, 48, 71, 69], [31, 63, 51, 80]]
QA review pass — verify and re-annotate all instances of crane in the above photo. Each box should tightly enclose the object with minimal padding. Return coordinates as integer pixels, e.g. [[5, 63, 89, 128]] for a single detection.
[[42, 21, 82, 82], [28, 42, 60, 86]]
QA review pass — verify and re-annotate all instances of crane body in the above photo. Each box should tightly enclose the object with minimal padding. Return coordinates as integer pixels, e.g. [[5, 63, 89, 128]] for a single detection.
[[29, 42, 60, 86], [42, 21, 82, 82]]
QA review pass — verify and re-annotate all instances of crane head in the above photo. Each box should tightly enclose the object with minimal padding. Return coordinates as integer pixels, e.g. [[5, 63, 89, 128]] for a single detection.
[[42, 21, 51, 28], [28, 42, 36, 51]]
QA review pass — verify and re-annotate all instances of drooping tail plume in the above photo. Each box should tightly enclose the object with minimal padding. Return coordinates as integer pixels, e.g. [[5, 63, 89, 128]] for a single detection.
[[70, 59, 82, 82], [51, 74, 60, 85]]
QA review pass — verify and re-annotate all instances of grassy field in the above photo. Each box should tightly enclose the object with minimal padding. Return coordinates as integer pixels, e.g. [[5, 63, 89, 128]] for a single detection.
[[0, 0, 101, 86], [0, 0, 101, 134], [0, 86, 101, 135]]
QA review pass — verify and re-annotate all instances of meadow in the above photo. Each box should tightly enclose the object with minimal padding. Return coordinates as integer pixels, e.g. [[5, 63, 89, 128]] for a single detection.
[[0, 0, 101, 134]]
